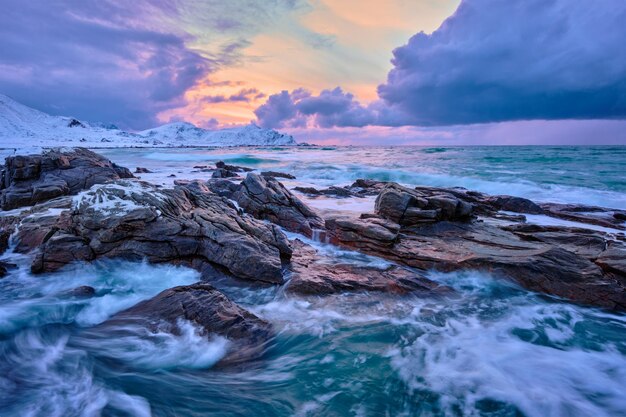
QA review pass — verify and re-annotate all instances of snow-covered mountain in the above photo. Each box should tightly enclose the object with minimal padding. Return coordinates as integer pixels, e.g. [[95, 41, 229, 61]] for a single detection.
[[0, 94, 296, 149]]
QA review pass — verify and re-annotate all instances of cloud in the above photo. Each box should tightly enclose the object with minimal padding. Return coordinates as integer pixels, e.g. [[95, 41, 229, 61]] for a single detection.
[[255, 0, 626, 129], [255, 87, 386, 128], [377, 0, 626, 125], [0, 0, 307, 129], [202, 88, 266, 104]]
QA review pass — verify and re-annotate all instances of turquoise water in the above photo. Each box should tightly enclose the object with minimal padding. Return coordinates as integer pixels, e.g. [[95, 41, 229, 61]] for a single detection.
[[1, 146, 626, 416], [102, 146, 626, 209]]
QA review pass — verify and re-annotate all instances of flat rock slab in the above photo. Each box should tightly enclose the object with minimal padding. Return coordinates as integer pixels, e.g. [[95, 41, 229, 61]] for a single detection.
[[286, 239, 452, 296]]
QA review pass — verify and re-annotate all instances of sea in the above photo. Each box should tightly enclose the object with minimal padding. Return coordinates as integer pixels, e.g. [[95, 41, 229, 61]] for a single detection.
[[0, 145, 625, 417]]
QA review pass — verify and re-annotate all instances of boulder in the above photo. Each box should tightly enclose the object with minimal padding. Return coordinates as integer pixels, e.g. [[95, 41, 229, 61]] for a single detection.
[[232, 173, 325, 238], [374, 183, 473, 225], [134, 167, 152, 174], [0, 148, 134, 210], [101, 283, 273, 365], [212, 168, 240, 179]]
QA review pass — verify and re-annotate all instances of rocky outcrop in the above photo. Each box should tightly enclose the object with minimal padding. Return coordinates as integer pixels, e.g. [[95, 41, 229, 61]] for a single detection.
[[261, 171, 296, 180], [27, 179, 292, 284], [101, 283, 273, 365], [325, 214, 626, 310], [0, 148, 134, 210], [134, 167, 152, 174], [286, 239, 451, 296], [231, 173, 324, 237], [375, 183, 473, 225]]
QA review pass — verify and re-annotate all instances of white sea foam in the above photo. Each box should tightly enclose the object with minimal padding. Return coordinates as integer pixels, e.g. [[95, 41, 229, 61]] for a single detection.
[[80, 320, 230, 370]]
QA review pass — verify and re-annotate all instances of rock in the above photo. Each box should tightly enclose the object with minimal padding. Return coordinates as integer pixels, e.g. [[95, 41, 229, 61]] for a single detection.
[[260, 171, 296, 180], [29, 179, 292, 284], [101, 283, 273, 365], [0, 216, 18, 254], [294, 186, 354, 198], [374, 183, 473, 225], [0, 148, 134, 210], [502, 223, 608, 259], [614, 212, 626, 221], [487, 195, 544, 214], [64, 285, 96, 298], [134, 167, 152, 174], [325, 216, 626, 311], [286, 239, 451, 295], [540, 203, 626, 230], [0, 261, 17, 278], [215, 161, 253, 172], [212, 168, 240, 179], [168, 174, 177, 178], [232, 173, 325, 237], [595, 244, 626, 277], [206, 178, 241, 198]]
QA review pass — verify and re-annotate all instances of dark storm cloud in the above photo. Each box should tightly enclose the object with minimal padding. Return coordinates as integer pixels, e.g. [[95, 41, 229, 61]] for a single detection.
[[255, 0, 626, 129]]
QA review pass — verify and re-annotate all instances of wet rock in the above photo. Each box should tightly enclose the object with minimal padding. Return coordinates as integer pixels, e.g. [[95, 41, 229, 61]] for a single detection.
[[540, 203, 626, 230], [103, 283, 273, 365], [212, 168, 240, 179], [215, 161, 253, 172], [0, 216, 18, 254], [325, 216, 626, 311], [0, 148, 134, 210], [206, 178, 241, 198], [502, 223, 608, 259], [29, 179, 292, 284], [261, 171, 296, 180], [595, 244, 626, 277], [232, 173, 324, 237], [0, 261, 17, 277], [65, 285, 96, 298], [294, 186, 354, 198], [286, 239, 451, 296], [487, 195, 543, 214], [134, 167, 152, 174], [374, 183, 473, 225]]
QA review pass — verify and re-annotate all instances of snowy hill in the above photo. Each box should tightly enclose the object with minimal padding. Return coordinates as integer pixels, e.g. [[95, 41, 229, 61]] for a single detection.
[[0, 94, 296, 149]]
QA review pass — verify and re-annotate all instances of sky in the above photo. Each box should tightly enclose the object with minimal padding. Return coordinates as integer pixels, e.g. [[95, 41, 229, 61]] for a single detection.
[[1, 0, 625, 145]]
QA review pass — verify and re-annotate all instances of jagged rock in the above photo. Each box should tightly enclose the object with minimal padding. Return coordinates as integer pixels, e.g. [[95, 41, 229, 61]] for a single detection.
[[374, 183, 473, 225], [216, 161, 253, 172], [294, 186, 354, 198], [205, 178, 241, 198], [134, 167, 152, 174], [286, 239, 451, 295], [261, 171, 296, 180], [232, 173, 324, 237], [0, 216, 18, 254], [325, 215, 626, 311], [101, 283, 273, 365], [28, 180, 292, 284], [0, 148, 134, 210], [212, 168, 240, 179]]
